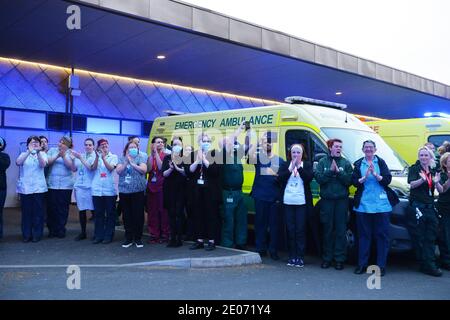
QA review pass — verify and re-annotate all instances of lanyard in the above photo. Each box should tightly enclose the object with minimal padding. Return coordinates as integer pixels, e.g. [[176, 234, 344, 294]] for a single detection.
[[152, 154, 159, 173], [293, 162, 302, 177], [421, 170, 433, 192]]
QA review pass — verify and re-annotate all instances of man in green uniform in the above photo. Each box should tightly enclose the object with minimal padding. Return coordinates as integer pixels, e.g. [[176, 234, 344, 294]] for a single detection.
[[219, 122, 250, 249], [315, 138, 353, 270]]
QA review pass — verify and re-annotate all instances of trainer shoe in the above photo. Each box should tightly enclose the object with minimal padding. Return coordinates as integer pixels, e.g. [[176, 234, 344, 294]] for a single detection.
[[295, 258, 304, 268], [135, 240, 144, 248], [121, 240, 133, 248], [287, 259, 296, 267]]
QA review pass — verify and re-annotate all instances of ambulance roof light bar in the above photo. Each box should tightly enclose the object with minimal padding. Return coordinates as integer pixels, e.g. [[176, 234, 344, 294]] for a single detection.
[[284, 96, 347, 110], [424, 112, 450, 118]]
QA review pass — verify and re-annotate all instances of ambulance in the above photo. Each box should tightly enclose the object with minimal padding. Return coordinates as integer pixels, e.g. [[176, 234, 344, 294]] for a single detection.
[[367, 115, 450, 165], [149, 96, 412, 256]]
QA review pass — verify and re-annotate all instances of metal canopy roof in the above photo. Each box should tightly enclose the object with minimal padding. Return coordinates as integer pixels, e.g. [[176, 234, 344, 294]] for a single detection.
[[1, 0, 449, 119]]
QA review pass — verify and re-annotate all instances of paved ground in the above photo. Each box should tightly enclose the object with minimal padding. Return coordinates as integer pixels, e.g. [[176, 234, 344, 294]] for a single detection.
[[1, 207, 450, 300]]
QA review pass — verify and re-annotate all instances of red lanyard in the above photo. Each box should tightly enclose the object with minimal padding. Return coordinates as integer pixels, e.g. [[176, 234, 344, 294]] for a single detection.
[[152, 153, 160, 172], [422, 170, 432, 191]]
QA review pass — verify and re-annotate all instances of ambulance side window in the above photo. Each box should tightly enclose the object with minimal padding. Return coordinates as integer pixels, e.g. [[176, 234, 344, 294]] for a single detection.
[[285, 130, 310, 160], [285, 130, 327, 163], [428, 135, 450, 148], [311, 135, 328, 162]]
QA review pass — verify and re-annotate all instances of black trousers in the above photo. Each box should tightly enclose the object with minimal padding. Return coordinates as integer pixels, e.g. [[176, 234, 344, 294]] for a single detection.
[[167, 195, 185, 241], [193, 187, 219, 242], [407, 203, 439, 270], [21, 192, 46, 240], [47, 189, 72, 237], [93, 196, 117, 242], [0, 189, 6, 239], [120, 192, 145, 242], [284, 204, 307, 260]]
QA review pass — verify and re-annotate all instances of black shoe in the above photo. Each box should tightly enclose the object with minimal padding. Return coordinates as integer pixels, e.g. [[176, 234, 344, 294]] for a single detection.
[[205, 242, 216, 251], [23, 237, 31, 243], [257, 251, 267, 257], [420, 267, 443, 277], [380, 267, 386, 277], [56, 233, 66, 239], [102, 239, 112, 244], [135, 240, 144, 248], [321, 261, 331, 269], [270, 252, 280, 261], [335, 262, 344, 270], [235, 245, 247, 251], [74, 233, 87, 241], [32, 237, 41, 243], [92, 239, 103, 244], [189, 242, 204, 250], [48, 233, 55, 239], [354, 266, 366, 274], [121, 240, 134, 248]]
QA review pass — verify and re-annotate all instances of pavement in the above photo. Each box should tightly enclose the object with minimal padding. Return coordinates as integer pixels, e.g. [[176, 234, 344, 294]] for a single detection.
[[2, 207, 450, 300], [0, 206, 261, 269]]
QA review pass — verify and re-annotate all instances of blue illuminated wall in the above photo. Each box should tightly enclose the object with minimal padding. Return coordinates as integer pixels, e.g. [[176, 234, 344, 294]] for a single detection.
[[0, 57, 279, 207], [0, 58, 277, 124]]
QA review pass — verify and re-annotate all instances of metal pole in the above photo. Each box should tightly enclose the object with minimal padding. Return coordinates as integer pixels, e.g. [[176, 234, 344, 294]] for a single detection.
[[70, 67, 74, 138]]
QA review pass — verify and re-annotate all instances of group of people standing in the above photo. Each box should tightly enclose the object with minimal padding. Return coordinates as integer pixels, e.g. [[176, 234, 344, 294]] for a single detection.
[[16, 135, 118, 244], [5, 127, 450, 278], [250, 136, 450, 278], [13, 130, 249, 252], [250, 137, 397, 274]]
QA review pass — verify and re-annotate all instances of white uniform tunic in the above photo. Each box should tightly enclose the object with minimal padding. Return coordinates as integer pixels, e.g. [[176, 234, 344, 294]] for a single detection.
[[74, 152, 96, 210], [91, 152, 118, 197], [16, 152, 48, 195]]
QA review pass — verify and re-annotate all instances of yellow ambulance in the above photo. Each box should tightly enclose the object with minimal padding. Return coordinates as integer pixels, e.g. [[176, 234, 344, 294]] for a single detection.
[[367, 116, 450, 165], [149, 97, 412, 254]]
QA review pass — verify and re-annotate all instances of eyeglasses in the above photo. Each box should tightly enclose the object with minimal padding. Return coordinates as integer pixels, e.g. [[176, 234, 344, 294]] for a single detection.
[[363, 140, 376, 147]]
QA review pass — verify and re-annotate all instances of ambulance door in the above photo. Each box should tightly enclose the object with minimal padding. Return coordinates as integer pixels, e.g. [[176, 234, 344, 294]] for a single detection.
[[284, 128, 328, 200]]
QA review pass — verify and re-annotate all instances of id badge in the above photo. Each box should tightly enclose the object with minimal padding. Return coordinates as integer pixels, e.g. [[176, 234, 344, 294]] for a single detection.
[[79, 169, 84, 176], [100, 172, 107, 178], [429, 189, 432, 197], [125, 175, 131, 184], [226, 197, 233, 203], [151, 174, 157, 183], [197, 179, 204, 185]]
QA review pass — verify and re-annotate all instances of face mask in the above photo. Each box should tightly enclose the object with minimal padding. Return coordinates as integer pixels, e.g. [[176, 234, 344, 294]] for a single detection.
[[129, 148, 138, 157], [201, 142, 211, 152], [172, 145, 182, 154]]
